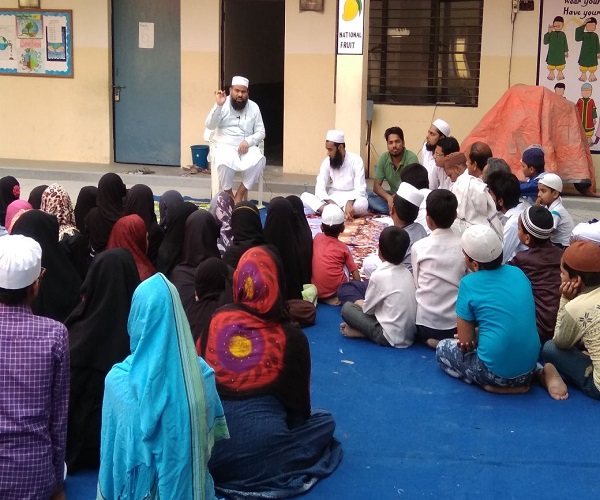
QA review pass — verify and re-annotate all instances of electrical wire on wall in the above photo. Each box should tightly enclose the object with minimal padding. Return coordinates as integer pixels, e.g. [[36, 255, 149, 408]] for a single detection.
[[508, 1, 519, 88]]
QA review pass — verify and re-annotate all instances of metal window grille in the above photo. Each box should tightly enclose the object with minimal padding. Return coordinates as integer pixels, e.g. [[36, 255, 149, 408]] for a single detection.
[[368, 0, 484, 106]]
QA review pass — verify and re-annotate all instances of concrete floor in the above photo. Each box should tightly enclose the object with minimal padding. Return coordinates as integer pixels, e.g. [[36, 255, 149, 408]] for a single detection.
[[1, 157, 599, 224]]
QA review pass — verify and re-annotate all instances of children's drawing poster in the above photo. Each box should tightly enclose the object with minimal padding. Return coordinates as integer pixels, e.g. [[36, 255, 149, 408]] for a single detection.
[[0, 9, 72, 77], [537, 1, 600, 152]]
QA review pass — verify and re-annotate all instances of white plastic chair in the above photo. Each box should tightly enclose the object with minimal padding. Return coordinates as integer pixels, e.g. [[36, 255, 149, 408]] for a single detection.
[[203, 129, 264, 207]]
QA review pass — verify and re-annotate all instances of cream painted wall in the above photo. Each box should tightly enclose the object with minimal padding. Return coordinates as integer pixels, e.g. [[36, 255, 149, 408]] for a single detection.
[[180, 0, 220, 167], [283, 3, 337, 174], [0, 0, 112, 163]]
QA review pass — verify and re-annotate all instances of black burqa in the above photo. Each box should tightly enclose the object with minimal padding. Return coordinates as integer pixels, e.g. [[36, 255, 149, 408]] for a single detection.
[[286, 195, 314, 285], [11, 210, 82, 323], [223, 202, 266, 270], [155, 201, 198, 277], [0, 176, 20, 227], [64, 249, 140, 471], [74, 186, 98, 234], [263, 197, 304, 300], [27, 184, 48, 210], [190, 257, 232, 342], [124, 184, 164, 265], [84, 173, 126, 255], [170, 209, 222, 327], [159, 189, 184, 230]]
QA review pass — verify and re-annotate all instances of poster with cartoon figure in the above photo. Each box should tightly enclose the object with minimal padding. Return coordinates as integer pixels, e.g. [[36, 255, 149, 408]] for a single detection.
[[537, 0, 600, 152]]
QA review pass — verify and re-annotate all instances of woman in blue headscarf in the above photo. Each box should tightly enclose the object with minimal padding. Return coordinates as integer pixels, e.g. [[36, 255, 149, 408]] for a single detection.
[[97, 273, 228, 499]]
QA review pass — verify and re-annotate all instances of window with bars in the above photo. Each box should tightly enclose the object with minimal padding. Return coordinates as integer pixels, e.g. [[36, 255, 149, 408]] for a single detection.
[[368, 0, 484, 107]]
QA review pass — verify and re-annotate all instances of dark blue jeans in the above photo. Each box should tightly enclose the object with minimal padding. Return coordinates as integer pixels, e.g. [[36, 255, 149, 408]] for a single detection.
[[542, 340, 600, 400]]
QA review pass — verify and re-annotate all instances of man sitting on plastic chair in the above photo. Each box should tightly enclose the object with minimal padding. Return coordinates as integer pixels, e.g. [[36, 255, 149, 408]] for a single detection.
[[205, 76, 266, 205]]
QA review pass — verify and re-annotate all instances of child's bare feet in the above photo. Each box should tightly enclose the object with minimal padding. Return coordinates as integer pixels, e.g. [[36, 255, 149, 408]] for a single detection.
[[483, 385, 530, 395], [425, 338, 440, 349], [539, 363, 569, 400], [323, 296, 341, 306], [340, 322, 366, 339]]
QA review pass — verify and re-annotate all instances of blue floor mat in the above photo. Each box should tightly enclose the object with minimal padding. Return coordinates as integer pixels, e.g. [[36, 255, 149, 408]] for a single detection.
[[65, 303, 600, 498]]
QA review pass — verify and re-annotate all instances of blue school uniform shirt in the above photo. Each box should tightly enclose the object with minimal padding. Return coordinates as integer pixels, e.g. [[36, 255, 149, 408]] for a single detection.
[[456, 265, 540, 379]]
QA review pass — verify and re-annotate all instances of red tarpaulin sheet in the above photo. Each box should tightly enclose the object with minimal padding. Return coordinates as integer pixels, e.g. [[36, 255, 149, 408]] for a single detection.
[[461, 84, 596, 191]]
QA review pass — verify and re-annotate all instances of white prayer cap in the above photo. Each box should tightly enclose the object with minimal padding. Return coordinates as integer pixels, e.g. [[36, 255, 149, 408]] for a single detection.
[[539, 173, 563, 193], [231, 76, 249, 88], [461, 225, 502, 263], [397, 182, 424, 207], [321, 204, 345, 226], [0, 234, 42, 290], [326, 130, 345, 143], [432, 119, 451, 137]]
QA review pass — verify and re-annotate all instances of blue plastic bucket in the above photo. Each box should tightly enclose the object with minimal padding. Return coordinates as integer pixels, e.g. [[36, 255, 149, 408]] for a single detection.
[[190, 145, 209, 168]]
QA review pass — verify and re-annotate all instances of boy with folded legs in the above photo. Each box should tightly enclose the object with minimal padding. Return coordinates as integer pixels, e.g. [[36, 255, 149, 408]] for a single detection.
[[340, 226, 416, 348], [436, 225, 568, 399], [411, 190, 466, 348], [542, 241, 600, 400], [509, 206, 563, 343]]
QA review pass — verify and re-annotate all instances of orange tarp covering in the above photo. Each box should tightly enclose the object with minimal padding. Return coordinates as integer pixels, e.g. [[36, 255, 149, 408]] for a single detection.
[[461, 85, 596, 191]]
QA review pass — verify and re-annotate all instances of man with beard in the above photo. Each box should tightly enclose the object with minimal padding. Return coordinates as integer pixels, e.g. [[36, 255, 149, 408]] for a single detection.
[[301, 130, 368, 221], [367, 126, 418, 214], [205, 76, 266, 205], [419, 119, 451, 190]]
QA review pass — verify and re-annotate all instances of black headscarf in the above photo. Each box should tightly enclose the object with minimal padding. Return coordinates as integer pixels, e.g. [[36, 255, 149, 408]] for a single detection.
[[64, 248, 140, 471], [66, 248, 140, 372], [159, 189, 184, 230], [0, 176, 20, 227], [286, 195, 313, 285], [85, 173, 126, 255], [27, 184, 48, 210], [263, 197, 304, 300], [124, 184, 163, 265], [12, 210, 82, 323], [187, 257, 232, 342], [74, 186, 98, 233], [155, 201, 198, 277], [223, 202, 266, 270], [170, 210, 222, 318]]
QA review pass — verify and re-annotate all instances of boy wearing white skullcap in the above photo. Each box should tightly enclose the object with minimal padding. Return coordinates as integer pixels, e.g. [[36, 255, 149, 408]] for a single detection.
[[508, 205, 563, 343], [537, 173, 575, 247], [358, 182, 426, 284], [0, 235, 70, 498], [435, 225, 568, 399], [311, 204, 360, 305]]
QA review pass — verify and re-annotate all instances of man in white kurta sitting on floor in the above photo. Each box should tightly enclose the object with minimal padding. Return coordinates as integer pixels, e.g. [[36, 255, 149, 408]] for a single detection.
[[301, 130, 368, 221], [419, 118, 451, 190], [205, 76, 266, 205]]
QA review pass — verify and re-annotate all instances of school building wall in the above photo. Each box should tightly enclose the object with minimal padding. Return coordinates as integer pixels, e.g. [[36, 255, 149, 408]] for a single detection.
[[1, 0, 598, 185]]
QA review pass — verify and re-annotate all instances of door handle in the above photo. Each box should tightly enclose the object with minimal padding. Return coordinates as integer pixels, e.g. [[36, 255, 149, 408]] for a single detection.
[[113, 85, 126, 102]]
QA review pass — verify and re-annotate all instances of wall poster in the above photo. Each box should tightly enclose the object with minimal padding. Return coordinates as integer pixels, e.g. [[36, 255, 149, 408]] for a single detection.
[[0, 9, 73, 77], [538, 0, 600, 152]]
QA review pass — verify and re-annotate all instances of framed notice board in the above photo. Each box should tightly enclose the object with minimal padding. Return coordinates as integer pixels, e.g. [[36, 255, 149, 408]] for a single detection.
[[0, 9, 73, 77]]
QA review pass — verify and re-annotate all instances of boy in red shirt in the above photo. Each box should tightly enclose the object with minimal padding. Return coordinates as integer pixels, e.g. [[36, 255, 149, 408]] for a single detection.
[[312, 204, 360, 305]]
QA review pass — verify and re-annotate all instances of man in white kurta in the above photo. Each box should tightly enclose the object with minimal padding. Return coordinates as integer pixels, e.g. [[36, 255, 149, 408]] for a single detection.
[[301, 130, 368, 221], [205, 76, 266, 204], [418, 118, 451, 190]]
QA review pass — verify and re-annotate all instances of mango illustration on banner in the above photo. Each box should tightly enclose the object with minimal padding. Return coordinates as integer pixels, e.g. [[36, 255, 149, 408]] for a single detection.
[[342, 0, 362, 21]]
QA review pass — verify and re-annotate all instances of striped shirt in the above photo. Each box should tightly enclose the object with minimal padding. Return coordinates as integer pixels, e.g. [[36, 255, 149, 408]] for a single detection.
[[0, 303, 69, 498]]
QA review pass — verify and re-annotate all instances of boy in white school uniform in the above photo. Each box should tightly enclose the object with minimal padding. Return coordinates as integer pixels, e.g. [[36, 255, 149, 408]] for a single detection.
[[536, 173, 575, 248], [340, 226, 417, 348], [411, 190, 467, 348]]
